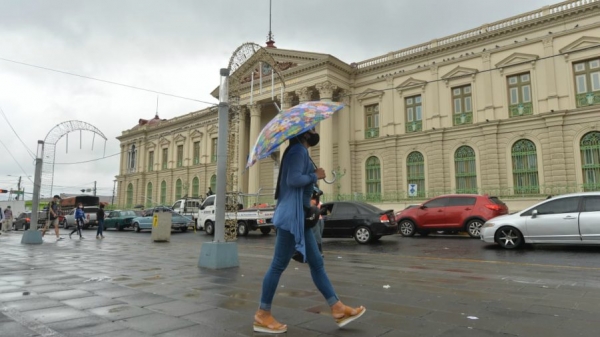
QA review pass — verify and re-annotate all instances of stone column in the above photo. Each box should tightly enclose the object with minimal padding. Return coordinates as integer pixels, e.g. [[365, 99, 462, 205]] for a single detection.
[[316, 80, 337, 196], [338, 90, 352, 195], [277, 91, 295, 163], [544, 114, 567, 186], [247, 103, 262, 194], [481, 124, 501, 189], [237, 107, 248, 193], [543, 37, 559, 111], [481, 52, 495, 121], [120, 144, 126, 175]]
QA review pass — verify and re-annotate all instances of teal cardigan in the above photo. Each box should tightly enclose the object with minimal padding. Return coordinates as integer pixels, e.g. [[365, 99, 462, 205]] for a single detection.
[[272, 143, 317, 259]]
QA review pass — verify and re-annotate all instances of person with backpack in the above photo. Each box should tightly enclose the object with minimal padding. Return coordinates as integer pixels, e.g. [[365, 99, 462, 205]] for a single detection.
[[69, 203, 85, 239]]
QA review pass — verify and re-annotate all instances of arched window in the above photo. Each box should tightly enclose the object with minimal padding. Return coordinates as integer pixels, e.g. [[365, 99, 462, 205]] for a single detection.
[[511, 139, 539, 194], [365, 156, 381, 200], [454, 146, 477, 194], [407, 151, 425, 197], [581, 131, 600, 191], [175, 179, 183, 200], [160, 180, 167, 205], [210, 175, 217, 193], [146, 182, 153, 207], [126, 183, 134, 208], [192, 177, 199, 197]]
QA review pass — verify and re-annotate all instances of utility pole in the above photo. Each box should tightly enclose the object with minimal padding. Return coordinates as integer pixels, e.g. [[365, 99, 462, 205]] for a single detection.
[[16, 176, 22, 200], [93, 181, 97, 196]]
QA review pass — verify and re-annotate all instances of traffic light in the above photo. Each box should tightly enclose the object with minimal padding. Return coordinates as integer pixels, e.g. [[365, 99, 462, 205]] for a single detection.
[[0, 189, 8, 193]]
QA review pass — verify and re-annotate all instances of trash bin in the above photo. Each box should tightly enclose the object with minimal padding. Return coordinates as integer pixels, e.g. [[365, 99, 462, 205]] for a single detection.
[[151, 210, 171, 242]]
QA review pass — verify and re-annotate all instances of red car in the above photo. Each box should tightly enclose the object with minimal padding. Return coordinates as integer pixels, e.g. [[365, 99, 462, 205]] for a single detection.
[[396, 194, 508, 238]]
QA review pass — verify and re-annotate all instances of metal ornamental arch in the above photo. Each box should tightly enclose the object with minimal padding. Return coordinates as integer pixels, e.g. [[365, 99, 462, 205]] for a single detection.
[[42, 120, 107, 198]]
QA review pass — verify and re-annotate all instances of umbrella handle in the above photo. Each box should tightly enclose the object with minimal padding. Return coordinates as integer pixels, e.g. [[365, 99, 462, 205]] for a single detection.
[[322, 170, 337, 185]]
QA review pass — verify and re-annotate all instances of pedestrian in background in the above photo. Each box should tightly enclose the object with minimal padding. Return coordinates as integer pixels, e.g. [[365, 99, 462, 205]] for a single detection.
[[4, 206, 14, 232], [0, 206, 4, 234], [254, 129, 365, 334], [42, 195, 63, 240], [311, 188, 324, 256], [96, 204, 105, 239], [69, 203, 85, 239], [207, 187, 214, 197]]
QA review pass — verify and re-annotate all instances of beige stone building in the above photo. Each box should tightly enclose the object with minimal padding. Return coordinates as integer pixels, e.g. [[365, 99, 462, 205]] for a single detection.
[[116, 0, 600, 211]]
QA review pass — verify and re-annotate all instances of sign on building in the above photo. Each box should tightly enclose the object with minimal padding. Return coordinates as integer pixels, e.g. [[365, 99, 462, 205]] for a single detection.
[[408, 184, 418, 197]]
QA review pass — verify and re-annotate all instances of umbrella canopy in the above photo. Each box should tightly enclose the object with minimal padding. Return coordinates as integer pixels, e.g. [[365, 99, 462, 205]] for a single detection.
[[246, 101, 344, 169]]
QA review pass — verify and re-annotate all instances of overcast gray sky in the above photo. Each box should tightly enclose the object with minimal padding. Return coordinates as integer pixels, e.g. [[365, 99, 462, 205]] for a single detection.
[[0, 0, 555, 201]]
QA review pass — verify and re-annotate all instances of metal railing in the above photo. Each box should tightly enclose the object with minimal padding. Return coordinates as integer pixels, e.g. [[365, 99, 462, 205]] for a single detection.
[[355, 0, 598, 70], [321, 183, 600, 203]]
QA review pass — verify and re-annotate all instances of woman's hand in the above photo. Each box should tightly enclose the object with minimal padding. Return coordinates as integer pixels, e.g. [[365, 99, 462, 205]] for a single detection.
[[315, 168, 326, 180]]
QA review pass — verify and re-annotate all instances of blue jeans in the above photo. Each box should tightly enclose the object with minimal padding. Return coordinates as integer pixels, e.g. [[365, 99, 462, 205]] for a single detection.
[[311, 219, 324, 245], [96, 219, 104, 236], [259, 227, 338, 311]]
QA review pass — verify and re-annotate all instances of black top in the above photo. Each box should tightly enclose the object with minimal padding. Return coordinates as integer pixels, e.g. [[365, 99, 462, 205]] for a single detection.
[[97, 208, 105, 221]]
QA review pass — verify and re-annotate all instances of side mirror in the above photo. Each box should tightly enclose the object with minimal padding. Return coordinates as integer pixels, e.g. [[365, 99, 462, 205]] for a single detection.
[[420, 205, 427, 210], [531, 209, 538, 219], [200, 205, 205, 210]]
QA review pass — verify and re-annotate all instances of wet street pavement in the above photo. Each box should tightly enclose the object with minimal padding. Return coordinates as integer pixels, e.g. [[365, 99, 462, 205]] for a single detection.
[[1, 228, 600, 336]]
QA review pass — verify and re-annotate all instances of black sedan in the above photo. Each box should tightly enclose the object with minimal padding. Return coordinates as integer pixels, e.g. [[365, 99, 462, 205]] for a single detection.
[[13, 212, 31, 230], [320, 201, 398, 244]]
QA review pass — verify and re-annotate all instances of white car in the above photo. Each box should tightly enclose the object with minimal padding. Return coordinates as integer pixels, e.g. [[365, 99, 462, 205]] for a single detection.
[[480, 192, 600, 249]]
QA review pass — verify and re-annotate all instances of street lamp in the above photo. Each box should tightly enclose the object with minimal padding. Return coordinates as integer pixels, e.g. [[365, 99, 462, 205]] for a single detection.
[[198, 68, 239, 269], [22, 141, 44, 244]]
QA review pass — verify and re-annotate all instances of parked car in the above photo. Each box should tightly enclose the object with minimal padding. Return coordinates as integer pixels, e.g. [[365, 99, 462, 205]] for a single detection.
[[13, 212, 32, 230], [103, 210, 139, 231], [480, 192, 600, 249], [62, 206, 99, 229], [394, 205, 420, 223], [131, 209, 193, 232], [320, 201, 398, 244], [397, 194, 508, 238]]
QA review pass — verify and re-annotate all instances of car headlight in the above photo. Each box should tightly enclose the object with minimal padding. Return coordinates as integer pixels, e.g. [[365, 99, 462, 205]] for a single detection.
[[481, 222, 496, 229]]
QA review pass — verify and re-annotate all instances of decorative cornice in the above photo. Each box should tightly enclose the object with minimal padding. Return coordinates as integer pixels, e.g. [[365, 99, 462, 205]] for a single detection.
[[356, 88, 384, 104], [396, 77, 427, 94], [495, 52, 539, 73]]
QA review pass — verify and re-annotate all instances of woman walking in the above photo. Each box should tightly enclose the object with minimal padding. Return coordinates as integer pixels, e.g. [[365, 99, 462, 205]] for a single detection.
[[96, 204, 105, 239], [69, 203, 85, 239], [254, 129, 365, 334]]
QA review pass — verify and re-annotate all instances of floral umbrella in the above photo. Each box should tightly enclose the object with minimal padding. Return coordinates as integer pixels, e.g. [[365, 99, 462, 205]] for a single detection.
[[246, 101, 345, 169]]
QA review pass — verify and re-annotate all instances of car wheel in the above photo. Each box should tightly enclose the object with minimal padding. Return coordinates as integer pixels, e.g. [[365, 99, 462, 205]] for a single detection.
[[134, 223, 141, 233], [399, 220, 416, 237], [62, 219, 69, 229], [495, 226, 524, 249], [466, 219, 485, 238], [205, 221, 215, 236], [260, 227, 271, 235], [354, 226, 372, 244], [180, 226, 188, 232], [237, 221, 249, 236]]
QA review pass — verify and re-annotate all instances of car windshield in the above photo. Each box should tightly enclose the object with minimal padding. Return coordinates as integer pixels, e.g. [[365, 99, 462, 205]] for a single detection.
[[121, 211, 137, 216]]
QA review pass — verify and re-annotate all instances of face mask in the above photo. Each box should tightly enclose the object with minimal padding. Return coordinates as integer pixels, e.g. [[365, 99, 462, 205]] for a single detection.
[[306, 132, 320, 147]]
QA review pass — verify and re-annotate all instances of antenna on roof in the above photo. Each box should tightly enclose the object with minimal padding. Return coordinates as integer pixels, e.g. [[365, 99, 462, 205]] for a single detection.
[[266, 0, 276, 48]]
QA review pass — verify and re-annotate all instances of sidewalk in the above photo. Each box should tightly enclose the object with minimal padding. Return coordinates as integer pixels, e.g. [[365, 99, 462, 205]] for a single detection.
[[1, 230, 599, 337]]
